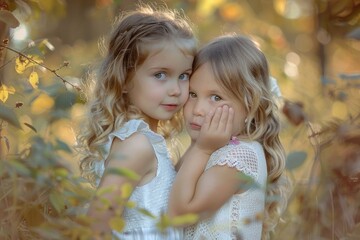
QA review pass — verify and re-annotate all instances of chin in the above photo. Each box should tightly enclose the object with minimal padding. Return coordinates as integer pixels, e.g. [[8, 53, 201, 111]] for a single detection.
[[188, 134, 198, 143]]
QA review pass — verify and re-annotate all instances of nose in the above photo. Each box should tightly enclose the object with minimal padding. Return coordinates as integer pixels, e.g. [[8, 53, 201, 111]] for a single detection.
[[168, 81, 181, 96], [192, 99, 206, 117]]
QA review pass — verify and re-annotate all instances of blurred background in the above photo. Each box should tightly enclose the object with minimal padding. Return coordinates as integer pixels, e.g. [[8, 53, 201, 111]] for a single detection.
[[1, 0, 359, 239]]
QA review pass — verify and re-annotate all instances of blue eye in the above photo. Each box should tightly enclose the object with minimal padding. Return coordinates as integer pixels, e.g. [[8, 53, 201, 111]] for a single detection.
[[210, 95, 222, 102], [189, 92, 197, 98], [179, 73, 190, 81], [154, 72, 166, 80]]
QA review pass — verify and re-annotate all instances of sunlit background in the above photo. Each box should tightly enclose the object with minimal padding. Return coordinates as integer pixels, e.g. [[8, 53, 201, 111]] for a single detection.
[[5, 0, 359, 170]]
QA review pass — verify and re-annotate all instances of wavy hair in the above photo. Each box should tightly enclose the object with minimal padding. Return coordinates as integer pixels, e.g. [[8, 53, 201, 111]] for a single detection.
[[77, 4, 197, 185], [193, 34, 291, 239]]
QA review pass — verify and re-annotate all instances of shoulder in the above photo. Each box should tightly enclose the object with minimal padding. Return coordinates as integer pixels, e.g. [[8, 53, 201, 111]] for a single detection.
[[207, 141, 264, 180], [110, 132, 155, 157], [210, 141, 259, 163], [104, 132, 156, 177]]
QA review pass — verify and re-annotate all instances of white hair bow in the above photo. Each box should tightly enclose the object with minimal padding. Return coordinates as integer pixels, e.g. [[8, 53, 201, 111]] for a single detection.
[[270, 76, 282, 97]]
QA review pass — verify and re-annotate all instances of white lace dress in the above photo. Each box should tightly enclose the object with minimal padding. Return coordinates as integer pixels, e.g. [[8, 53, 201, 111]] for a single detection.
[[184, 140, 268, 240], [93, 119, 183, 240]]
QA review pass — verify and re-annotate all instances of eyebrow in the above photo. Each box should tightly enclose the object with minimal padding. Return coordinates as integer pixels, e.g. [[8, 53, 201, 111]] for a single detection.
[[149, 67, 193, 73]]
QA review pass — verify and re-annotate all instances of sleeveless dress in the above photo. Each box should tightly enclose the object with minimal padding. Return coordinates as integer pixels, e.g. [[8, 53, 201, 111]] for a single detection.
[[93, 119, 183, 239], [184, 140, 268, 240]]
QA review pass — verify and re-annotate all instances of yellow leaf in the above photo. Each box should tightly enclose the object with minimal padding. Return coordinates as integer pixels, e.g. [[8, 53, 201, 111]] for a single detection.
[[331, 101, 348, 120], [31, 93, 54, 114], [125, 201, 136, 209], [0, 85, 15, 102], [109, 216, 125, 232], [39, 39, 55, 52], [15, 56, 28, 74], [121, 183, 133, 199], [29, 71, 39, 89], [170, 213, 199, 226], [26, 55, 44, 68], [15, 55, 43, 74]]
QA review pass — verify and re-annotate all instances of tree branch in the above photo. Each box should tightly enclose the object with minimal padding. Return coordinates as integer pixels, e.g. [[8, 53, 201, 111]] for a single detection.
[[0, 44, 82, 91]]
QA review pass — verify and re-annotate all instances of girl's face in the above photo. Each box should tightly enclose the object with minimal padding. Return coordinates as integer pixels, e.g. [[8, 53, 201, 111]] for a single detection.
[[128, 41, 193, 131], [184, 62, 247, 142]]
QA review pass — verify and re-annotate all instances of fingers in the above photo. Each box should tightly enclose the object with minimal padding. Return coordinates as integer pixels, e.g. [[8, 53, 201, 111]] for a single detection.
[[209, 107, 223, 130], [202, 109, 215, 131], [208, 105, 233, 131], [201, 105, 233, 135], [225, 107, 234, 134], [218, 105, 229, 130]]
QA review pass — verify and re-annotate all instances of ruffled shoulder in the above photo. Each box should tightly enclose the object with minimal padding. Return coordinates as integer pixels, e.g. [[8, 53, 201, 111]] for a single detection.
[[206, 141, 261, 181], [93, 119, 166, 186], [109, 119, 164, 143]]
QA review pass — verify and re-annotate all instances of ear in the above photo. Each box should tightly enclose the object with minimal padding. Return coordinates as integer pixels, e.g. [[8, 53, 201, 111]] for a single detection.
[[122, 85, 128, 94]]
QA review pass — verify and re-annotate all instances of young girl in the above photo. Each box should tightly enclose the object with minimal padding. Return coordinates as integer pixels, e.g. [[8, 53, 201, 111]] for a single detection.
[[168, 34, 290, 240], [77, 4, 196, 239]]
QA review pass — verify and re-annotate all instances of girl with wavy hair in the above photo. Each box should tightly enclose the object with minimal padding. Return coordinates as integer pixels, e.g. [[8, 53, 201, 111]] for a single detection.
[[169, 34, 291, 240], [77, 4, 196, 239]]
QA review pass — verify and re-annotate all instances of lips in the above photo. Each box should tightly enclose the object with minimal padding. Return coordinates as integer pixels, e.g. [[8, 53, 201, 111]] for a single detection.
[[161, 104, 178, 111], [189, 122, 201, 130]]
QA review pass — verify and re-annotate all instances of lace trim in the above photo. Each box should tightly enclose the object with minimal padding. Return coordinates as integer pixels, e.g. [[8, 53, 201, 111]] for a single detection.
[[230, 197, 241, 240], [207, 143, 259, 181]]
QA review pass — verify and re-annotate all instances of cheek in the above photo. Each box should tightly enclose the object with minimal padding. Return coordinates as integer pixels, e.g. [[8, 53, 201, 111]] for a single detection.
[[183, 102, 192, 120], [233, 108, 247, 135], [145, 86, 166, 100], [180, 83, 189, 103]]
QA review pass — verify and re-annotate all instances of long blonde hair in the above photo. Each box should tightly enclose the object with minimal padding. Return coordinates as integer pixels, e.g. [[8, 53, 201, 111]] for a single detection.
[[193, 34, 290, 239], [77, 4, 197, 185]]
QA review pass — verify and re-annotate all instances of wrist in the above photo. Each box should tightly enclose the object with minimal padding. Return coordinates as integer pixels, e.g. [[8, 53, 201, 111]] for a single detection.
[[192, 143, 213, 157]]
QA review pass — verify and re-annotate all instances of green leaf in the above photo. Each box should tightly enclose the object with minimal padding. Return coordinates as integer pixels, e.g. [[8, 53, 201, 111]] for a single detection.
[[54, 91, 77, 109], [106, 167, 140, 181], [8, 160, 31, 176], [24, 122, 37, 133], [55, 139, 72, 153], [49, 191, 65, 213], [0, 103, 22, 129], [286, 151, 307, 170], [96, 186, 116, 197], [137, 208, 156, 219], [54, 168, 69, 178]]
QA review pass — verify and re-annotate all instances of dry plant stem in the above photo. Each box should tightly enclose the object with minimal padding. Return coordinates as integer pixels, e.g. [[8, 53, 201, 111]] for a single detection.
[[306, 121, 321, 189], [0, 21, 9, 84], [329, 188, 335, 240], [0, 54, 17, 70], [0, 44, 82, 91]]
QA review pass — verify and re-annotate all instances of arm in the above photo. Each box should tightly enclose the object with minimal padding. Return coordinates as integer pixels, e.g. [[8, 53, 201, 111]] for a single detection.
[[87, 133, 155, 237], [169, 106, 239, 218]]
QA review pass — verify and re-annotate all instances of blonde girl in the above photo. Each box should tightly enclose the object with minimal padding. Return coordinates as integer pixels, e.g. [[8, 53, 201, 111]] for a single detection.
[[169, 34, 290, 240], [77, 4, 196, 239]]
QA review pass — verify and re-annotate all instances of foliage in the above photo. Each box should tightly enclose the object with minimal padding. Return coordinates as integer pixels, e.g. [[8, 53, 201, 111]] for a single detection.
[[0, 0, 359, 239]]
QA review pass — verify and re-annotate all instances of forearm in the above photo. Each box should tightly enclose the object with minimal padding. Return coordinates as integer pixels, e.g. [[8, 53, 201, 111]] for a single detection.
[[168, 145, 210, 216], [87, 186, 125, 237]]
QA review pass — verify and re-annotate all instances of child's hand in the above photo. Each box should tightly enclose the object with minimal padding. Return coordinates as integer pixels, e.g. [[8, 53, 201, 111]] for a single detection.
[[195, 105, 234, 155]]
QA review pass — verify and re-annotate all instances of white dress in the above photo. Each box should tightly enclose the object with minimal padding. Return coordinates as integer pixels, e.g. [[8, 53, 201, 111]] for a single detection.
[[184, 140, 268, 240], [93, 119, 183, 240]]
